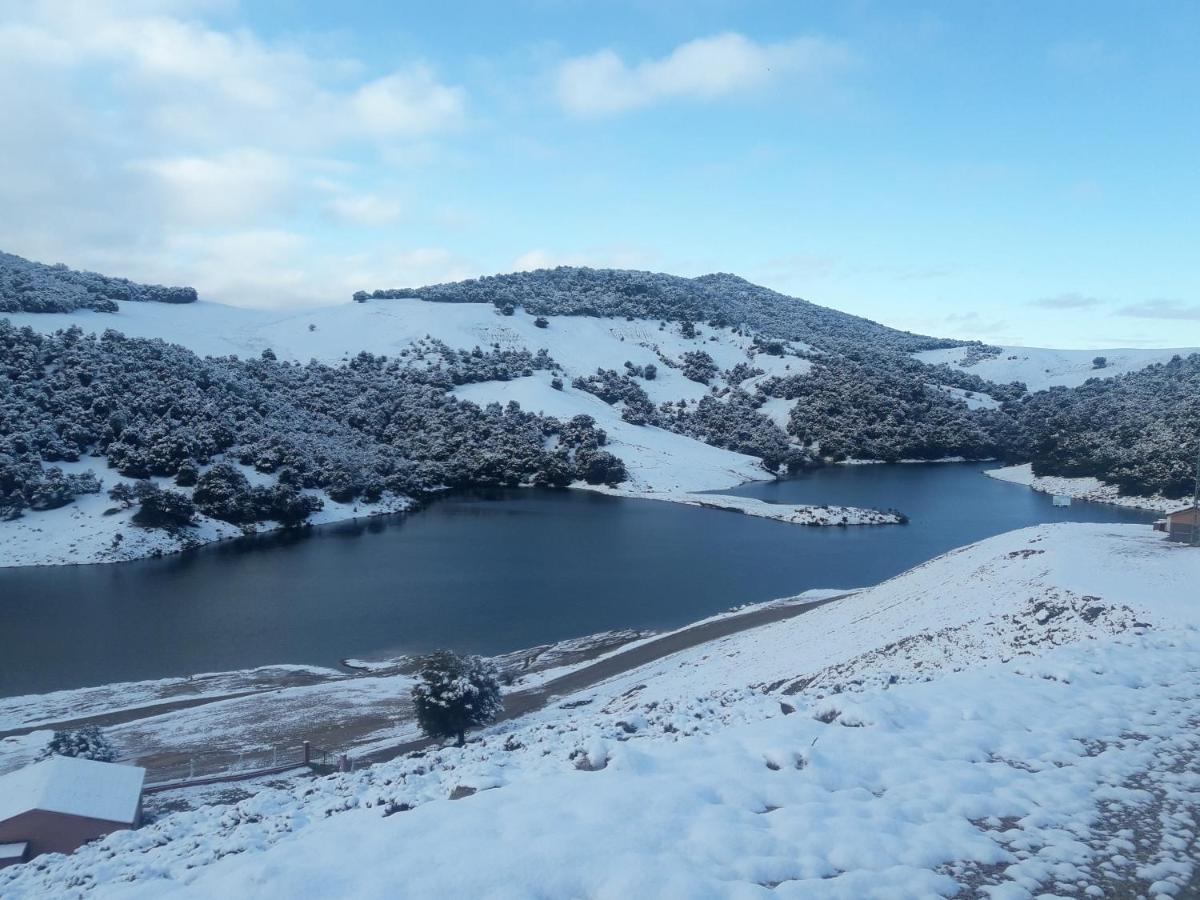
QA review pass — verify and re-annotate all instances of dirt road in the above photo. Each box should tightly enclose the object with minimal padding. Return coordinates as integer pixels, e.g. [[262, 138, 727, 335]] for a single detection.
[[358, 595, 844, 764]]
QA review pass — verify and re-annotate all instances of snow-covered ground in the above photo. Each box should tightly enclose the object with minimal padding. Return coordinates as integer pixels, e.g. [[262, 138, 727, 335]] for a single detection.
[[0, 456, 413, 568], [4, 523, 1197, 899], [916, 345, 1198, 392], [587, 484, 901, 525], [986, 463, 1191, 514]]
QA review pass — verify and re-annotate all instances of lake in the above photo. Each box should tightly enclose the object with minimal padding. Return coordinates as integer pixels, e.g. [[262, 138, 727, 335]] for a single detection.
[[0, 462, 1155, 697]]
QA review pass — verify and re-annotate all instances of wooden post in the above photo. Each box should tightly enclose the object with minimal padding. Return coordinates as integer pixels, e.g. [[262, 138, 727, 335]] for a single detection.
[[303, 741, 311, 765]]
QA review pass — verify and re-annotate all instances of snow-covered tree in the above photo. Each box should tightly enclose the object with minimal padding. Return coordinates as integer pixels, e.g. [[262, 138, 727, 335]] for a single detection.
[[411, 651, 503, 746], [36, 726, 117, 762]]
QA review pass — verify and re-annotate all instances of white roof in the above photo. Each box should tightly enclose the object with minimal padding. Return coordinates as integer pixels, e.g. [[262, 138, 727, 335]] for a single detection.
[[0, 756, 145, 825]]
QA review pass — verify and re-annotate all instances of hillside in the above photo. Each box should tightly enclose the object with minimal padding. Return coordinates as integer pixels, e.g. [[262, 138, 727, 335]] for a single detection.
[[3, 523, 1196, 898], [361, 265, 968, 355], [1017, 353, 1200, 497], [917, 344, 1200, 392], [0, 251, 196, 313]]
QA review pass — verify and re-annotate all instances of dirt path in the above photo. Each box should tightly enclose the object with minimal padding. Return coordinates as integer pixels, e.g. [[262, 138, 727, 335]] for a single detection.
[[358, 595, 844, 765]]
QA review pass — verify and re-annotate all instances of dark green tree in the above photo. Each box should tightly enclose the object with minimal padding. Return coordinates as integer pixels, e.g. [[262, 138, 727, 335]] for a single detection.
[[411, 651, 503, 746]]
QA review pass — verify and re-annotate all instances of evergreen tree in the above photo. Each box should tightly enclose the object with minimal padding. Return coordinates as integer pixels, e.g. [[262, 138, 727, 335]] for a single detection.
[[411, 650, 503, 746], [37, 726, 117, 762]]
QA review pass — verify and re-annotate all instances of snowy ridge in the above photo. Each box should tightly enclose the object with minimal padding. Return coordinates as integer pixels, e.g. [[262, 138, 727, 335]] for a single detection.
[[985, 463, 1190, 514], [3, 524, 1197, 898]]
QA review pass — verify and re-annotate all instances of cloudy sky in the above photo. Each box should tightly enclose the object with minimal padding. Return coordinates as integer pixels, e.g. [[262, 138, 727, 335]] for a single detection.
[[1, 0, 1197, 348]]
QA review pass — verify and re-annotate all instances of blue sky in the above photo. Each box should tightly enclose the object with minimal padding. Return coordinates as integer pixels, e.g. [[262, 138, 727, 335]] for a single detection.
[[1, 1, 1197, 348]]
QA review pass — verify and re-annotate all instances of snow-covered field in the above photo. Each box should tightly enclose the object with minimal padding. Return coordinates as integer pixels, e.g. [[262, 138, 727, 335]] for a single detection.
[[4, 523, 1197, 899], [916, 345, 1198, 392], [986, 463, 1191, 514]]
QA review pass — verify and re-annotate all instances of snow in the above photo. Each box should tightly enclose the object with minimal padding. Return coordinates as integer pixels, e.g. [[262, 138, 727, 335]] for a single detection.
[[986, 463, 1191, 513], [0, 756, 144, 825], [931, 383, 1001, 410], [585, 484, 901, 526], [3, 524, 1197, 898], [453, 373, 767, 493], [3, 300, 804, 402], [0, 454, 413, 568], [0, 665, 344, 735], [915, 345, 1199, 392]]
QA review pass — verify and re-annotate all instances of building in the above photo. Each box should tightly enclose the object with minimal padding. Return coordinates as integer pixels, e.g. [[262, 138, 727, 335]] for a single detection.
[[0, 756, 145, 862], [1052, 495, 1072, 507], [1154, 508, 1200, 544]]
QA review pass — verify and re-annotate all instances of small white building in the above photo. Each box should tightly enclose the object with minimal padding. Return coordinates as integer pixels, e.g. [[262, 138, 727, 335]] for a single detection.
[[0, 756, 145, 863], [1052, 495, 1072, 507]]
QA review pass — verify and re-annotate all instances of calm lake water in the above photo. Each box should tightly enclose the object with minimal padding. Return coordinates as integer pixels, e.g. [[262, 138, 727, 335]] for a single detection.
[[0, 463, 1154, 697]]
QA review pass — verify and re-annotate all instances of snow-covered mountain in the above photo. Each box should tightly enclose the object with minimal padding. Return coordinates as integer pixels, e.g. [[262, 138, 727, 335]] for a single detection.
[[4, 523, 1196, 898]]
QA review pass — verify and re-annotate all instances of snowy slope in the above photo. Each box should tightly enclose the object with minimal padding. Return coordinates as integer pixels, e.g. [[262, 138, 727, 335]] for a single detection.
[[916, 344, 1198, 392], [4, 524, 1197, 899]]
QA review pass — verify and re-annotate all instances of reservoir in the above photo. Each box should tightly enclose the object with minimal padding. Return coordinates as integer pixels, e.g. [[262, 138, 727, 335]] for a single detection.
[[0, 462, 1155, 697]]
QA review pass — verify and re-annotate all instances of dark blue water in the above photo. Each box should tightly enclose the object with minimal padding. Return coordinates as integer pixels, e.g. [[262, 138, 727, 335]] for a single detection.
[[0, 463, 1153, 696]]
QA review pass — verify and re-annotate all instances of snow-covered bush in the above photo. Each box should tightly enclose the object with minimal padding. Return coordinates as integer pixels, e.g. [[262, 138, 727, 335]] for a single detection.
[[36, 726, 116, 762], [131, 485, 196, 528]]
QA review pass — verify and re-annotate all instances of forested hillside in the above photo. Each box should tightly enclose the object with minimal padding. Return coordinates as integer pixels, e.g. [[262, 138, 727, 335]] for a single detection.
[[0, 321, 624, 524], [1019, 353, 1200, 497], [365, 266, 1026, 463], [361, 267, 971, 355], [0, 251, 196, 313]]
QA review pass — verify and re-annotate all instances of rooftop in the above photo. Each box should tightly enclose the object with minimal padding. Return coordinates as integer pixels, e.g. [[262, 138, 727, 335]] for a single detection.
[[0, 756, 145, 825]]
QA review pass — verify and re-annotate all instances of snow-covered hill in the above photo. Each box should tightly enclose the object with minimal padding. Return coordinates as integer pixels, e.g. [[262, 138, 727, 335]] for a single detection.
[[5, 524, 1197, 898], [916, 344, 1199, 392], [3, 299, 806, 494], [2, 299, 896, 567]]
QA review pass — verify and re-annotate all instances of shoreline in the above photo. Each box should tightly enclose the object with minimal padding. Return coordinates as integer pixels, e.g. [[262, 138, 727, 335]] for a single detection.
[[577, 483, 904, 525], [0, 464, 895, 570], [984, 462, 1190, 513]]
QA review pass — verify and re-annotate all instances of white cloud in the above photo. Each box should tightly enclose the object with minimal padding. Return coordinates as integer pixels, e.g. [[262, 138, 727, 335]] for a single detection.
[[513, 247, 656, 272], [351, 68, 466, 136], [555, 32, 853, 117], [1031, 292, 1105, 310], [1116, 299, 1200, 321], [136, 149, 293, 226], [324, 193, 404, 227], [0, 2, 470, 307]]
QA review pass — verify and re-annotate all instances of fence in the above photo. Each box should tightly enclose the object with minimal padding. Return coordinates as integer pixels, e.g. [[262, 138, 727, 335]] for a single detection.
[[142, 742, 310, 790]]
